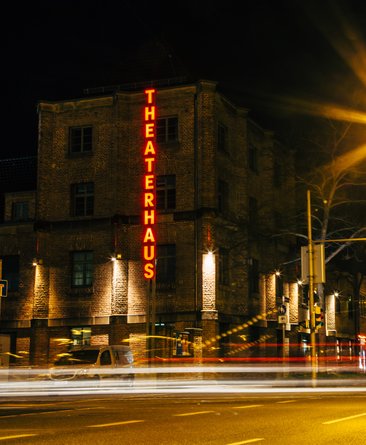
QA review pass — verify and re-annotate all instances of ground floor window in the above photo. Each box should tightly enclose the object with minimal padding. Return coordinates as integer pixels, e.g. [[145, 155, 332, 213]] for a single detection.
[[70, 327, 91, 346]]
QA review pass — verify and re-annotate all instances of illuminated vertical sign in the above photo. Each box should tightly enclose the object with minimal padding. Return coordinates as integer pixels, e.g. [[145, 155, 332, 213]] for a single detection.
[[143, 88, 157, 279]]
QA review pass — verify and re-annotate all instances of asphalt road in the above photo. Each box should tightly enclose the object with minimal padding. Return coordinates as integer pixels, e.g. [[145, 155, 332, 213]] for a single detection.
[[1, 391, 366, 445]]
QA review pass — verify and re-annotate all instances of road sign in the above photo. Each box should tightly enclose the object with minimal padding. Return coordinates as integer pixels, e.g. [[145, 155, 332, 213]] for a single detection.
[[0, 280, 8, 297]]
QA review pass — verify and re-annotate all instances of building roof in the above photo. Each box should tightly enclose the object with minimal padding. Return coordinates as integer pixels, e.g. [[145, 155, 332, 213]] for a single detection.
[[0, 156, 37, 192]]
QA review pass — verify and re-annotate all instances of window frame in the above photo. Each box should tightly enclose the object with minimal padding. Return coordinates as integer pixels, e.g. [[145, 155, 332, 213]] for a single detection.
[[11, 201, 29, 221], [217, 122, 229, 154], [71, 251, 93, 288], [248, 144, 258, 173], [157, 116, 179, 144], [156, 175, 176, 211], [71, 182, 94, 217], [218, 248, 230, 286], [218, 179, 229, 214], [69, 125, 93, 154], [248, 258, 260, 294], [156, 244, 176, 287]]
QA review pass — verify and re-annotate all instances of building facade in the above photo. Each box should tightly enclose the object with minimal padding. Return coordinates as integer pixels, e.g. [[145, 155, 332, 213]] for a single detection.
[[0, 79, 302, 366]]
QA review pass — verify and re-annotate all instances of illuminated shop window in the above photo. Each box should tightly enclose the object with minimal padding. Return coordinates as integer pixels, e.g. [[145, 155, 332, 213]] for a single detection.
[[71, 251, 93, 287], [156, 244, 176, 287], [157, 116, 178, 143], [71, 327, 91, 345], [218, 248, 229, 285], [69, 126, 93, 153], [156, 175, 176, 211], [0, 255, 19, 291], [11, 202, 29, 221], [71, 182, 94, 216]]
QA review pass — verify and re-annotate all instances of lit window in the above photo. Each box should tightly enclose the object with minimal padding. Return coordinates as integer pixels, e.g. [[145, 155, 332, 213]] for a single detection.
[[11, 202, 29, 221], [157, 244, 176, 286], [157, 117, 179, 143], [69, 126, 93, 153], [71, 251, 93, 287], [71, 327, 91, 346], [71, 182, 94, 216], [156, 175, 176, 211]]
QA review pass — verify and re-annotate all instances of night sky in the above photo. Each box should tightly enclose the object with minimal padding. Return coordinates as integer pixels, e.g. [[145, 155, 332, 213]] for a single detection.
[[3, 0, 366, 160]]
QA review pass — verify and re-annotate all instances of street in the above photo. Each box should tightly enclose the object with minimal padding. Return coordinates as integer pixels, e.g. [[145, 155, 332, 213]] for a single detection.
[[1, 390, 366, 444]]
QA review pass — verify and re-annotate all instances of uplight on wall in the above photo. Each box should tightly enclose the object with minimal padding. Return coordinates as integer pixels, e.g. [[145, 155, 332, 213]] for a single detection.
[[32, 258, 42, 267], [202, 251, 216, 313], [111, 253, 122, 262]]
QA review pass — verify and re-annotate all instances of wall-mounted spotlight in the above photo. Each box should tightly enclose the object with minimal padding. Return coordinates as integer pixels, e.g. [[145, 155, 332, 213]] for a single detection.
[[32, 258, 43, 267], [111, 253, 122, 262]]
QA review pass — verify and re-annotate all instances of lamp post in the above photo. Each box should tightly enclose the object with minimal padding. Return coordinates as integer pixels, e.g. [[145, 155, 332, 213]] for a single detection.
[[307, 190, 318, 384]]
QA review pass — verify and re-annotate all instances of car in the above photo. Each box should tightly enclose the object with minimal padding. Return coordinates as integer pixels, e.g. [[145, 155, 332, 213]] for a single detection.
[[48, 345, 134, 384]]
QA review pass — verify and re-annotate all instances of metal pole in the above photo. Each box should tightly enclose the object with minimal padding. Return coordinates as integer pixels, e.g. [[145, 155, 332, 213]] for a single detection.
[[307, 190, 317, 384]]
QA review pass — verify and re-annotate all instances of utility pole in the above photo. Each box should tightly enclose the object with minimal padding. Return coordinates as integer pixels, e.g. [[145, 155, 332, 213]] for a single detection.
[[307, 190, 318, 384]]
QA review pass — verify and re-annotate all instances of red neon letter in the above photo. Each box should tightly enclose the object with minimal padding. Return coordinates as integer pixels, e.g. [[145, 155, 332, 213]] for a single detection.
[[144, 192, 154, 207], [145, 123, 155, 138], [144, 140, 156, 156], [144, 209, 155, 225], [145, 106, 156, 121], [144, 89, 156, 104], [143, 245, 155, 261], [143, 227, 156, 243], [144, 157, 155, 173], [144, 175, 155, 190], [144, 263, 155, 279]]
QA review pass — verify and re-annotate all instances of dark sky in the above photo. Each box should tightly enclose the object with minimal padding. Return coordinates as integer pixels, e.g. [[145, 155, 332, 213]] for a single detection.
[[3, 0, 366, 159]]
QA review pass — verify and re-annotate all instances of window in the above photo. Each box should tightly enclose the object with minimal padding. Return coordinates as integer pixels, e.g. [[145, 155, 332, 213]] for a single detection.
[[71, 251, 93, 287], [0, 255, 19, 292], [218, 122, 228, 153], [218, 248, 229, 285], [156, 175, 176, 211], [218, 180, 229, 214], [71, 182, 94, 216], [157, 117, 179, 143], [100, 350, 112, 365], [11, 202, 29, 221], [71, 327, 91, 346], [249, 196, 258, 226], [248, 144, 258, 172], [69, 126, 93, 153], [249, 258, 259, 294], [156, 244, 176, 286]]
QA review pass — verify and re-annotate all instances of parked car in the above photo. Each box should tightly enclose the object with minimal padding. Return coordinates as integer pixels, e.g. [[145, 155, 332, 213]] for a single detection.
[[48, 345, 134, 383]]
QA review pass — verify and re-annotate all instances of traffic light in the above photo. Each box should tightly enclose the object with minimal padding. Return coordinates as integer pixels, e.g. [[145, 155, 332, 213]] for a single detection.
[[315, 305, 324, 329]]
